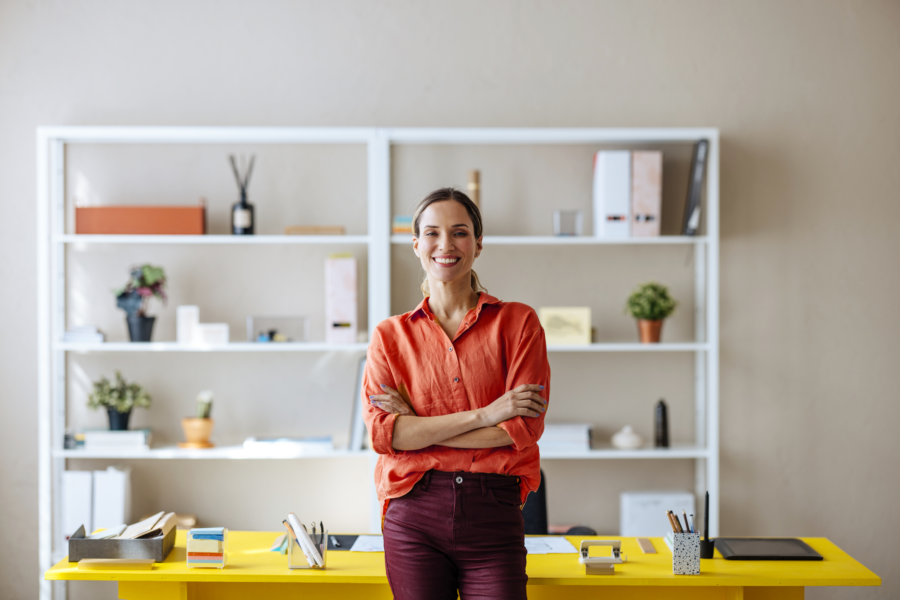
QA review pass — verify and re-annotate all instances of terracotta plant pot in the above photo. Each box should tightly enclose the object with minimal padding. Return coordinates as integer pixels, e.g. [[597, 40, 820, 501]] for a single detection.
[[637, 319, 664, 343], [179, 417, 214, 449]]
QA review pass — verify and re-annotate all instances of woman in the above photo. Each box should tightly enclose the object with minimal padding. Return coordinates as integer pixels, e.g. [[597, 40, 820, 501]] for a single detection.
[[363, 188, 550, 600]]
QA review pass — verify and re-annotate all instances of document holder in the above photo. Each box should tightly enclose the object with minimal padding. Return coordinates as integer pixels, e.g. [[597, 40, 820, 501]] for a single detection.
[[288, 529, 328, 570], [578, 540, 626, 575]]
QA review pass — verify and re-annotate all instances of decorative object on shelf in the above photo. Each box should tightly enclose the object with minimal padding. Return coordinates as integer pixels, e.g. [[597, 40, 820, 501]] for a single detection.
[[625, 282, 677, 343], [176, 305, 199, 344], [176, 305, 229, 345], [82, 429, 151, 452], [681, 139, 709, 236], [115, 265, 167, 342], [63, 325, 105, 343], [467, 170, 481, 208], [392, 215, 413, 234], [246, 316, 310, 343], [179, 391, 214, 449], [631, 151, 662, 237], [538, 307, 591, 346], [611, 425, 644, 450], [187, 527, 228, 568], [593, 150, 631, 239], [654, 399, 669, 448], [229, 154, 256, 235], [284, 225, 346, 235], [75, 200, 206, 235], [538, 424, 592, 453], [553, 210, 583, 237], [88, 371, 152, 431], [325, 254, 358, 343]]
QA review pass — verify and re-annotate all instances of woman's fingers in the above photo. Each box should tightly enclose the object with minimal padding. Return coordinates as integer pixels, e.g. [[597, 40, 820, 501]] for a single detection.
[[513, 383, 544, 394]]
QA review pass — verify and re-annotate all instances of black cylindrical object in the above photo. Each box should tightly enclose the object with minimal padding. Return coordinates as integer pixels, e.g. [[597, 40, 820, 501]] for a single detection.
[[126, 315, 155, 342], [107, 408, 132, 431], [654, 399, 669, 448]]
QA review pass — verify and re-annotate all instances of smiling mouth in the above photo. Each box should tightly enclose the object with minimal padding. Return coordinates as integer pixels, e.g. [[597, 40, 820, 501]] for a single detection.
[[433, 257, 460, 265]]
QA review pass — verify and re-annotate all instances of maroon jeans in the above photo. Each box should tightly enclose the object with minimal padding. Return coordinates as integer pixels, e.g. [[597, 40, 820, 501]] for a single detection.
[[383, 470, 528, 600]]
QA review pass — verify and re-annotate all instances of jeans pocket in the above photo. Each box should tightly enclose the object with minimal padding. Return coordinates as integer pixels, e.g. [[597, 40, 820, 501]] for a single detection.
[[488, 486, 521, 508]]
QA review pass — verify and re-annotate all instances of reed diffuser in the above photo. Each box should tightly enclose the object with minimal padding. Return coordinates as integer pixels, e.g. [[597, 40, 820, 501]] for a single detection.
[[229, 154, 256, 235]]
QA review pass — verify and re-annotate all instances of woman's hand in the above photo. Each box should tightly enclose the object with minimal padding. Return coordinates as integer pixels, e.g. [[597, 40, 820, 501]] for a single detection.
[[369, 384, 417, 416], [478, 384, 546, 427]]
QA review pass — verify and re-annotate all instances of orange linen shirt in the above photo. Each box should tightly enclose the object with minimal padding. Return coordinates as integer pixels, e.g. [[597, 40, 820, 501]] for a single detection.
[[363, 292, 550, 515]]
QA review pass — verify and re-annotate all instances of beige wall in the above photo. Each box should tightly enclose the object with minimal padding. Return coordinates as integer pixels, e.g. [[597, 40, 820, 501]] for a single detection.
[[2, 1, 898, 598]]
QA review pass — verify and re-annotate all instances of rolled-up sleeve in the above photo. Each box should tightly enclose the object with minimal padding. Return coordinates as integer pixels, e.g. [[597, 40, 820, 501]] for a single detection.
[[497, 319, 550, 452], [362, 329, 400, 455]]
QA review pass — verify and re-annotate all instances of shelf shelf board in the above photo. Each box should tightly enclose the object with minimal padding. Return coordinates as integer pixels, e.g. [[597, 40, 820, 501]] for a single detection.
[[547, 343, 708, 352], [56, 234, 370, 245], [56, 342, 369, 352], [54, 446, 371, 460], [540, 445, 709, 459], [391, 235, 706, 246]]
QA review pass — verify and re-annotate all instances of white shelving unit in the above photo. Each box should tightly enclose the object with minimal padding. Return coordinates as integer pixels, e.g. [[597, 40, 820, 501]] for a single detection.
[[37, 127, 719, 599]]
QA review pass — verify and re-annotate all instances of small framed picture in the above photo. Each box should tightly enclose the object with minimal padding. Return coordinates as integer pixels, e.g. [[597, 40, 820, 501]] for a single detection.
[[538, 307, 592, 346]]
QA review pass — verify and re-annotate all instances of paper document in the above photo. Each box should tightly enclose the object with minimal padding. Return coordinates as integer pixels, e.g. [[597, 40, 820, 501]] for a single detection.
[[524, 536, 578, 554], [349, 535, 384, 552], [115, 511, 164, 539]]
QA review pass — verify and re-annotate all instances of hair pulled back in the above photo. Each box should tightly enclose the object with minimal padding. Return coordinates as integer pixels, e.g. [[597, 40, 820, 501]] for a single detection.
[[412, 187, 487, 298]]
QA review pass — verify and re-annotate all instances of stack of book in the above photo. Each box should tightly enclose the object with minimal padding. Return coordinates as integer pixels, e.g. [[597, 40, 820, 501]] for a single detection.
[[83, 429, 151, 452], [538, 424, 593, 453], [63, 326, 104, 344], [187, 527, 227, 568], [242, 436, 332, 458]]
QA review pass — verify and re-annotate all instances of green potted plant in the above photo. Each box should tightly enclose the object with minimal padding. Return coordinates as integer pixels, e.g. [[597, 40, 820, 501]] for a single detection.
[[115, 264, 167, 342], [625, 282, 678, 343], [88, 371, 152, 430], [179, 391, 215, 449]]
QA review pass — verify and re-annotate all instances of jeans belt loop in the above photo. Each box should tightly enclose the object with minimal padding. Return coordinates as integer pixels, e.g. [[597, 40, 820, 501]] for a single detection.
[[480, 474, 487, 496]]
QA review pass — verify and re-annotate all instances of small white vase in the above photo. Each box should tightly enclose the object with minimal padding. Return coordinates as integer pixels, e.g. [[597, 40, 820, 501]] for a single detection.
[[611, 425, 644, 450]]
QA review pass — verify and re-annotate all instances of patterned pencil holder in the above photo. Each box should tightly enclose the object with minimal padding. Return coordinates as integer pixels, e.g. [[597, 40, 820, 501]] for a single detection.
[[672, 533, 701, 575]]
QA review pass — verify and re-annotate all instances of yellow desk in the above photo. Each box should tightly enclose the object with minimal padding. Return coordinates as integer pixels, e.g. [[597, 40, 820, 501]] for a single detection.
[[46, 532, 880, 600]]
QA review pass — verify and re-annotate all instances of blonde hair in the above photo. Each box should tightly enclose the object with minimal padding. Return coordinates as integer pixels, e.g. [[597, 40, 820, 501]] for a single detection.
[[413, 187, 487, 298]]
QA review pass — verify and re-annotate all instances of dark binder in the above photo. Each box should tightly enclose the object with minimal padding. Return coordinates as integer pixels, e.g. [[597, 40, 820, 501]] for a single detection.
[[681, 139, 709, 236], [714, 538, 823, 561]]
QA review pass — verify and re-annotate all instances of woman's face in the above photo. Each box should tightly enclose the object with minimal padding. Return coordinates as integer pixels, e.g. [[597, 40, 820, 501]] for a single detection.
[[413, 200, 483, 289]]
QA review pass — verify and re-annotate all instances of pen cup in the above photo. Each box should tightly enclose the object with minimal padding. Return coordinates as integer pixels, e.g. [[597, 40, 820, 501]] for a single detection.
[[288, 529, 328, 570], [672, 533, 701, 575]]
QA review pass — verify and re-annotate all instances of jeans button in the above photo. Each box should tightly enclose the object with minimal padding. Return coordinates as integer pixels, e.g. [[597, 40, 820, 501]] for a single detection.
[[454, 377, 459, 382], [455, 476, 463, 484]]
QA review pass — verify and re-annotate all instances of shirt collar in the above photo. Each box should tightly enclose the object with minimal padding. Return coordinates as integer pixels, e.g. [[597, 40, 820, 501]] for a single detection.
[[403, 292, 501, 323]]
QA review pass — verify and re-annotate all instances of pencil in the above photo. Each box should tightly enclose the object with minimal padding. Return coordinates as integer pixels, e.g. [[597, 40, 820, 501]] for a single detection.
[[682, 510, 690, 533], [666, 511, 678, 532]]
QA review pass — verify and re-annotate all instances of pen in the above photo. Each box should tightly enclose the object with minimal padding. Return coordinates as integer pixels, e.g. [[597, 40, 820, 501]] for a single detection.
[[320, 521, 324, 547], [689, 514, 695, 534], [704, 491, 710, 540], [331, 535, 341, 548]]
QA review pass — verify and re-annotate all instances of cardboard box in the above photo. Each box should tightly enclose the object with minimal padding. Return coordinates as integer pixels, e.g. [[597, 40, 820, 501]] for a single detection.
[[67, 522, 176, 563], [75, 204, 206, 235]]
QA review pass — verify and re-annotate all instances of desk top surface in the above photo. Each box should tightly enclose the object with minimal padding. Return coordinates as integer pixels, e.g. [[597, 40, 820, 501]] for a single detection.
[[46, 532, 881, 587]]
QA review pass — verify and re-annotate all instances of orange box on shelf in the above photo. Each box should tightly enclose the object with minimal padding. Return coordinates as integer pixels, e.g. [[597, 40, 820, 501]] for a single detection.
[[75, 203, 206, 235]]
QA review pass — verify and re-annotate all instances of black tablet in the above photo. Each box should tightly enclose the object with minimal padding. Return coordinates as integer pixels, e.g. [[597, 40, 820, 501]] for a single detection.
[[714, 538, 822, 560]]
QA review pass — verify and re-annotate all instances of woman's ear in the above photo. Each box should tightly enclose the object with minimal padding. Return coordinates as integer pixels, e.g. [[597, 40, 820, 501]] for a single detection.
[[475, 236, 483, 258], [413, 237, 419, 258]]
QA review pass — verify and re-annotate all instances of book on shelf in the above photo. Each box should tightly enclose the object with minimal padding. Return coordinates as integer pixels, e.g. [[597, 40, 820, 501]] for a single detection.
[[681, 139, 709, 236], [63, 325, 105, 344], [539, 423, 592, 453], [242, 436, 333, 457], [83, 429, 152, 451]]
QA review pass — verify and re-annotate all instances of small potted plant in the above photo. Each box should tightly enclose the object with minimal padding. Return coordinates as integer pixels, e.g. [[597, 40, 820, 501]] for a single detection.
[[179, 391, 215, 449], [625, 282, 677, 343], [115, 264, 167, 342], [88, 371, 152, 430]]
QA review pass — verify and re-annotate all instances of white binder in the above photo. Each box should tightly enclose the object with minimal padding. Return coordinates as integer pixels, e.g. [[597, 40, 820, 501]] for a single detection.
[[92, 466, 132, 532], [593, 151, 632, 239], [62, 471, 93, 543]]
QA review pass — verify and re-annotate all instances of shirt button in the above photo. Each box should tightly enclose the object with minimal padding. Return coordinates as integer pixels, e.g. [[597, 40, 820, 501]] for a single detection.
[[454, 377, 459, 382], [456, 476, 463, 484], [448, 347, 453, 352]]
